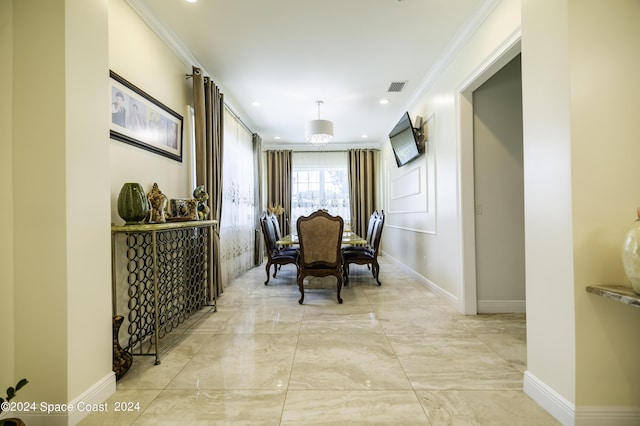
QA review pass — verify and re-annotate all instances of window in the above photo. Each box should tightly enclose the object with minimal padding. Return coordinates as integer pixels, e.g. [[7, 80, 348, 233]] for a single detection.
[[291, 151, 350, 227]]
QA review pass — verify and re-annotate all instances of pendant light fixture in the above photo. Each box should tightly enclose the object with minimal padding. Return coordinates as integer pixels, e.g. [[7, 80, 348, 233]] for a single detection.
[[305, 100, 334, 145]]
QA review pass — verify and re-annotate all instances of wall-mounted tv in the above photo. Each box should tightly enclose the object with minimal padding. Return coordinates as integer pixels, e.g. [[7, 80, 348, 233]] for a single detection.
[[389, 112, 422, 167]]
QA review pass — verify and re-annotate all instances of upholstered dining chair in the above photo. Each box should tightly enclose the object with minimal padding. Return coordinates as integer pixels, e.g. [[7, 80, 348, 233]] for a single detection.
[[296, 210, 345, 304], [343, 210, 380, 255], [342, 210, 385, 286], [260, 212, 298, 285]]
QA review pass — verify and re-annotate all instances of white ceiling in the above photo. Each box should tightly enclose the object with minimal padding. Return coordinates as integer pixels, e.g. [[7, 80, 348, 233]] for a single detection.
[[129, 0, 489, 149]]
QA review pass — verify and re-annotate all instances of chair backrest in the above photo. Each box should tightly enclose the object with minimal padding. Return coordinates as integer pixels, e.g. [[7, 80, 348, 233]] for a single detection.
[[260, 212, 279, 254], [370, 210, 385, 254], [297, 210, 344, 268], [364, 211, 380, 247], [268, 212, 283, 240]]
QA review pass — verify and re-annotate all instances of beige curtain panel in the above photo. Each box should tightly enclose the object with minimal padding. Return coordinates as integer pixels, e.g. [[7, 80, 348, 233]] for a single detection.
[[348, 149, 377, 237], [265, 150, 292, 236], [192, 66, 224, 300]]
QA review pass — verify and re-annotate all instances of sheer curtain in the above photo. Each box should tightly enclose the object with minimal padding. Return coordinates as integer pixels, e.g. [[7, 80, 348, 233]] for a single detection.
[[291, 151, 350, 228], [220, 107, 256, 283]]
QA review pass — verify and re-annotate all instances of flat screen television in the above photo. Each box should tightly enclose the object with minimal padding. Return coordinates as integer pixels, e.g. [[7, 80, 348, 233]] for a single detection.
[[389, 112, 421, 167]]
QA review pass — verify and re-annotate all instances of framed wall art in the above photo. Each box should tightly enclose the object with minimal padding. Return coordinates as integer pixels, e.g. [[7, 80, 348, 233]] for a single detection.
[[109, 70, 183, 162]]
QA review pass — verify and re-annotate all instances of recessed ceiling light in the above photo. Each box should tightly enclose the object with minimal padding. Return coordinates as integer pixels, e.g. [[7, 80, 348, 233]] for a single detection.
[[379, 98, 390, 104], [185, 0, 197, 3], [252, 101, 261, 107], [361, 134, 368, 139], [274, 136, 281, 139]]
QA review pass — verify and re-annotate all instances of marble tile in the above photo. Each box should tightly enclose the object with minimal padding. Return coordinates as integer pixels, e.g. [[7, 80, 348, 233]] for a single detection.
[[79, 389, 160, 425], [281, 390, 430, 425], [131, 390, 286, 425], [299, 304, 384, 334], [416, 389, 560, 425], [388, 334, 523, 390], [223, 303, 304, 334], [456, 313, 527, 334], [184, 306, 240, 334], [289, 333, 412, 390], [166, 334, 297, 390], [117, 333, 214, 390], [83, 256, 556, 425], [476, 332, 527, 373], [374, 304, 466, 335]]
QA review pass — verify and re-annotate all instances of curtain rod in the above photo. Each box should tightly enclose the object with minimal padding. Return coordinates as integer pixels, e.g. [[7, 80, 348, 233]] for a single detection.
[[224, 104, 254, 135], [186, 72, 254, 135]]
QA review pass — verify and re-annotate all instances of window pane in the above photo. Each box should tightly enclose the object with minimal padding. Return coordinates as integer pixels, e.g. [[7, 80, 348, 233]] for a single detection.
[[291, 152, 350, 229]]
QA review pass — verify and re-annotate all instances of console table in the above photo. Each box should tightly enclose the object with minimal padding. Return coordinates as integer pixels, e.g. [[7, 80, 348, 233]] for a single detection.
[[111, 220, 217, 364]]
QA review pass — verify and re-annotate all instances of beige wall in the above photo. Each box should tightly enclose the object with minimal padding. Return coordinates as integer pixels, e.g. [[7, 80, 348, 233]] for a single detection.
[[4, 0, 194, 422], [65, 0, 112, 402], [0, 0, 14, 390], [523, 0, 640, 409], [567, 0, 640, 406], [13, 0, 70, 408], [521, 0, 577, 406], [10, 0, 112, 416], [108, 0, 194, 217]]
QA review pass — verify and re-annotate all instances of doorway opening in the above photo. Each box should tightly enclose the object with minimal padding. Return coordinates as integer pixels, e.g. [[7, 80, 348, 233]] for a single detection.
[[458, 33, 522, 315]]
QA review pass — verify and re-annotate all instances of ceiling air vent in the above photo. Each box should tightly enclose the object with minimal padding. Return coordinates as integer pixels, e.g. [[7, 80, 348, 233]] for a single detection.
[[387, 81, 407, 93]]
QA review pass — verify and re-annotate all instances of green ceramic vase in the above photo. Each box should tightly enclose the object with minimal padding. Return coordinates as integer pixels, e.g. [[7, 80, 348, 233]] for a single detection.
[[117, 183, 149, 224]]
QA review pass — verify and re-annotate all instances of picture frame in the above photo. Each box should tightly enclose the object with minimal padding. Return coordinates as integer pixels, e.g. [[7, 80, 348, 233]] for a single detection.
[[109, 70, 183, 162]]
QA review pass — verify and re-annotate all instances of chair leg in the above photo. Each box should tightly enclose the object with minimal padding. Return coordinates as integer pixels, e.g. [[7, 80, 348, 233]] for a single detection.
[[297, 274, 305, 304], [373, 262, 381, 286], [336, 272, 343, 304], [264, 261, 272, 285], [343, 263, 350, 285]]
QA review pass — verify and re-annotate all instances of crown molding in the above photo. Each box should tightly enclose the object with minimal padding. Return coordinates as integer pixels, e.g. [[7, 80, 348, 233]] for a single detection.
[[404, 0, 503, 112]]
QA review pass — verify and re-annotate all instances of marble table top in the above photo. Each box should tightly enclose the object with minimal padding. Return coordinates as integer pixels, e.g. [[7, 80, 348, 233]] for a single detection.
[[586, 284, 640, 309]]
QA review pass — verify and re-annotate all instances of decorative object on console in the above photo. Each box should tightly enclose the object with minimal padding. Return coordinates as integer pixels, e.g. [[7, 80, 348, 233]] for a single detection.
[[169, 198, 199, 221], [117, 182, 149, 225], [147, 183, 168, 223], [193, 185, 210, 220], [622, 207, 640, 294], [112, 315, 133, 380], [267, 202, 284, 216]]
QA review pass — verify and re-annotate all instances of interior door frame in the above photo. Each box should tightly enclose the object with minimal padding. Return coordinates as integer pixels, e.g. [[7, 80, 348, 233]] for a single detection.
[[456, 30, 522, 315]]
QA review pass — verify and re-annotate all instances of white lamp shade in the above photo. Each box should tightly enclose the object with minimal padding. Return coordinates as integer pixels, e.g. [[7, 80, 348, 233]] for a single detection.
[[305, 119, 334, 144]]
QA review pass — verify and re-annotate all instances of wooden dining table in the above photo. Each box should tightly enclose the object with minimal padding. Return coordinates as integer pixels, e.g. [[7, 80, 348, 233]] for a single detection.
[[276, 231, 367, 247]]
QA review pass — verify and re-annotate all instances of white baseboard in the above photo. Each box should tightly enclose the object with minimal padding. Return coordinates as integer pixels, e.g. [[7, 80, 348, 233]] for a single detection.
[[17, 372, 116, 426], [477, 299, 526, 313], [575, 406, 640, 426], [381, 250, 460, 309], [524, 371, 640, 426], [523, 371, 575, 425], [69, 372, 116, 425]]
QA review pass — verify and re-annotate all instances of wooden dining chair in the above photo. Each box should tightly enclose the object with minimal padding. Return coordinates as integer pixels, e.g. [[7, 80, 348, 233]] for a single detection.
[[260, 212, 298, 285], [296, 210, 344, 304], [342, 210, 385, 286], [343, 210, 380, 255]]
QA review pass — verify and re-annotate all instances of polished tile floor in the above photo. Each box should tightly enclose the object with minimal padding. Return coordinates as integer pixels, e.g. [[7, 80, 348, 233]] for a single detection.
[[81, 257, 559, 425]]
